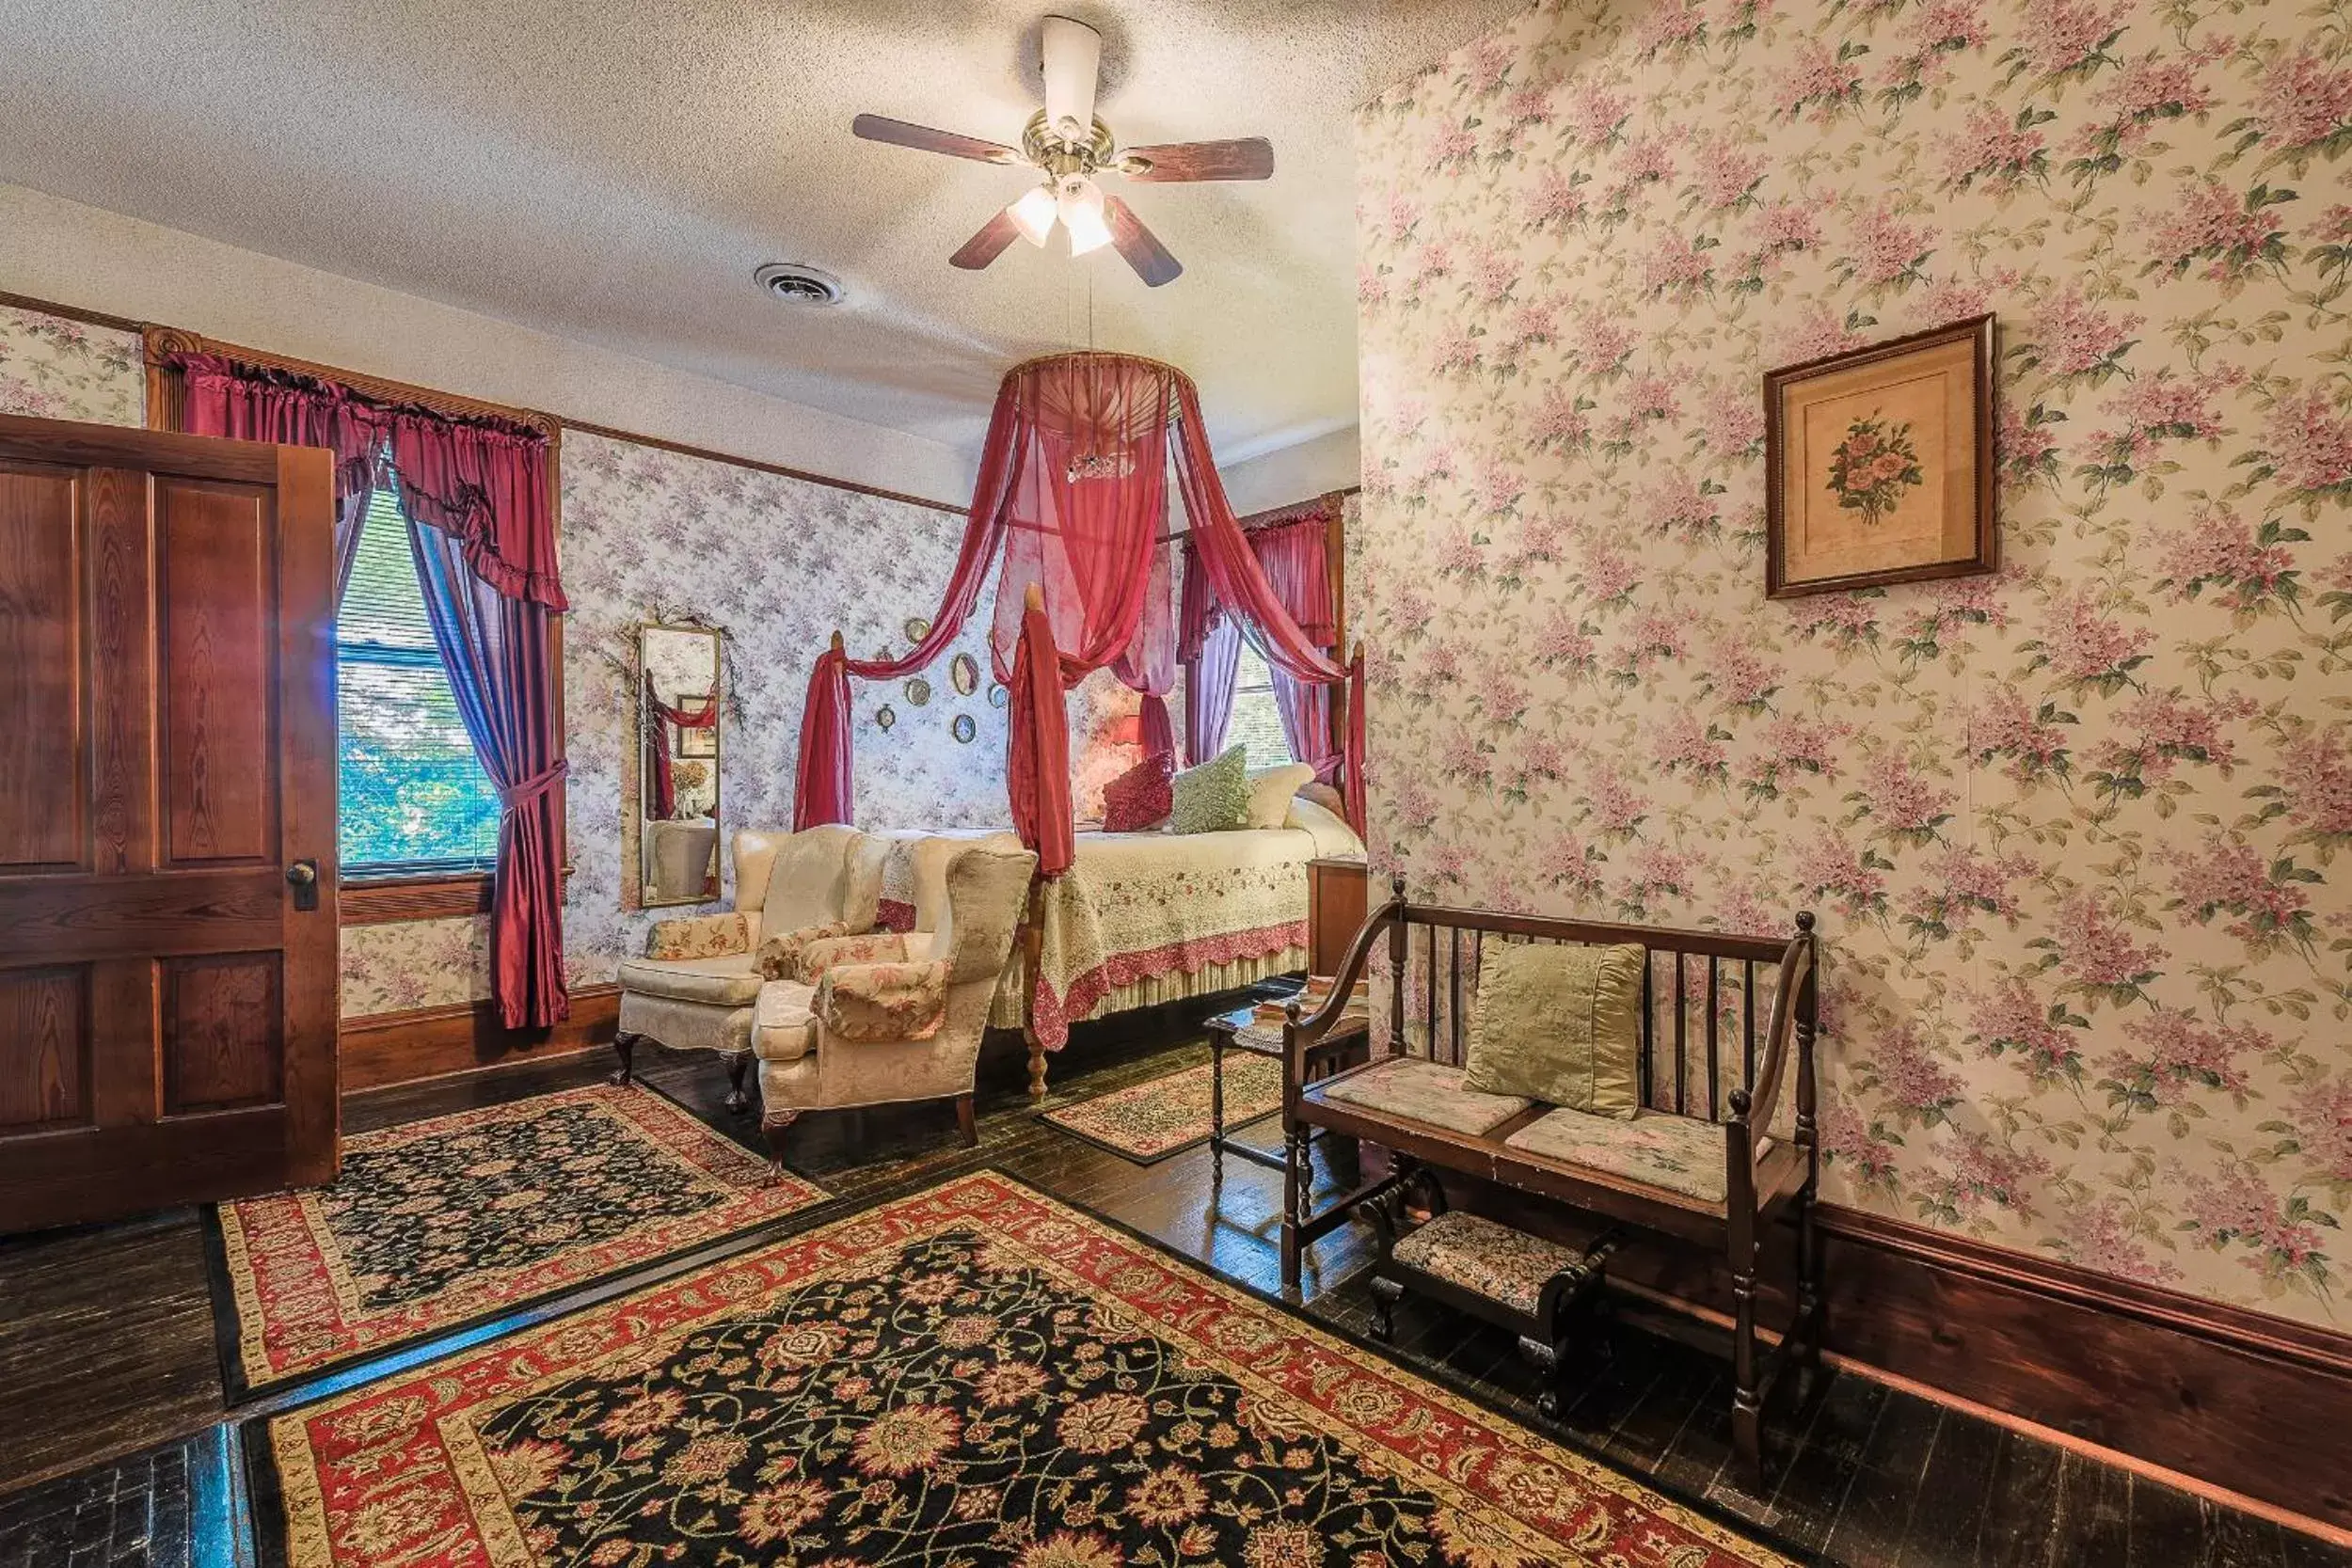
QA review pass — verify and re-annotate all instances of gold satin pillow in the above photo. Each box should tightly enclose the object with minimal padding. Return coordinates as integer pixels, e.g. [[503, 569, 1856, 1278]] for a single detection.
[[1463, 941, 1645, 1119]]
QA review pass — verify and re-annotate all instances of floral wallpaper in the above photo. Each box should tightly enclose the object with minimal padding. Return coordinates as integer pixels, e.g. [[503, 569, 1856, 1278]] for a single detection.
[[556, 430, 1009, 992], [0, 304, 143, 424], [1355, 0, 2349, 1326]]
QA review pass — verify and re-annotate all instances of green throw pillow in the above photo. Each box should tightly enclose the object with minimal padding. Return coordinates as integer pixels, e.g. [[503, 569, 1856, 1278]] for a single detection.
[[1463, 941, 1645, 1118], [1168, 745, 1251, 833]]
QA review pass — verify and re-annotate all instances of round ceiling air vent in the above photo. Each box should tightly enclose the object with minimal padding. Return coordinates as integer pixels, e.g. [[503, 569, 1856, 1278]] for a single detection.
[[753, 262, 845, 306]]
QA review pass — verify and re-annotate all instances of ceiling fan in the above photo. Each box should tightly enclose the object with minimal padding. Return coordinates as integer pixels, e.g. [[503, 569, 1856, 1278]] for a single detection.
[[851, 15, 1274, 288]]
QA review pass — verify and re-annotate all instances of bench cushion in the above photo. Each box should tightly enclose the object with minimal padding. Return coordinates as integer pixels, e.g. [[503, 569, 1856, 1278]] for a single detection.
[[1503, 1106, 1737, 1204], [616, 951, 763, 1007], [1391, 1212, 1587, 1318], [1319, 1057, 1531, 1136]]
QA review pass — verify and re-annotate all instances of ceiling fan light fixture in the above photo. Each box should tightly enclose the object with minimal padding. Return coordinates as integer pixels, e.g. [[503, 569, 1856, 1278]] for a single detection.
[[1058, 178, 1111, 256], [1008, 184, 1059, 247]]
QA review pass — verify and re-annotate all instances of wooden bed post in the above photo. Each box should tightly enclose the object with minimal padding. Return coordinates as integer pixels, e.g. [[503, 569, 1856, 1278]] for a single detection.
[[1023, 876, 1048, 1101]]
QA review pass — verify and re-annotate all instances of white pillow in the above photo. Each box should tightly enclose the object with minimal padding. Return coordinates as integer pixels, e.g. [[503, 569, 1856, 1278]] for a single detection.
[[1243, 762, 1317, 830], [1283, 795, 1365, 858]]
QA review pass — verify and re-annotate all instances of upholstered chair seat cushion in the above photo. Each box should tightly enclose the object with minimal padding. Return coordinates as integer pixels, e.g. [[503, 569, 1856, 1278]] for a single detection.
[[620, 990, 753, 1055], [755, 921, 850, 981], [797, 931, 911, 984], [644, 912, 751, 961], [1168, 744, 1251, 833], [1391, 1212, 1587, 1318], [753, 981, 818, 1063], [816, 959, 952, 1041], [615, 951, 765, 1007], [1320, 1056, 1532, 1136], [1463, 941, 1645, 1118], [1502, 1107, 1762, 1206]]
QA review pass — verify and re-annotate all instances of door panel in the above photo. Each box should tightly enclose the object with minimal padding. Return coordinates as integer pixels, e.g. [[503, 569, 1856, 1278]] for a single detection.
[[0, 414, 338, 1233], [163, 952, 284, 1112], [0, 966, 90, 1132], [0, 463, 87, 872], [159, 480, 278, 868]]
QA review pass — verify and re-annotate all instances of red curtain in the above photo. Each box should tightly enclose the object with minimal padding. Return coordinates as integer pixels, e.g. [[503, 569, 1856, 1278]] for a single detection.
[[1009, 594, 1075, 876], [174, 353, 571, 1027], [644, 691, 716, 820], [177, 353, 380, 602], [1245, 511, 1341, 782]]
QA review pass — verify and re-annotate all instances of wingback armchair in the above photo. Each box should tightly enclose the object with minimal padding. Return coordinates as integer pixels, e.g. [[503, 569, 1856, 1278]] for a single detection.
[[754, 842, 1037, 1163], [614, 824, 890, 1112]]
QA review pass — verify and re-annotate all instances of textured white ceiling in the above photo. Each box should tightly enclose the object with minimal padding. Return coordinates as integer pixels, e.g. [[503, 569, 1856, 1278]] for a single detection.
[[0, 0, 1524, 464]]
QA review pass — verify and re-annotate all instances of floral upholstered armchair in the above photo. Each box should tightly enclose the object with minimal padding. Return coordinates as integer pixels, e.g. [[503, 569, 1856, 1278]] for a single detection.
[[613, 824, 891, 1113], [754, 842, 1037, 1163]]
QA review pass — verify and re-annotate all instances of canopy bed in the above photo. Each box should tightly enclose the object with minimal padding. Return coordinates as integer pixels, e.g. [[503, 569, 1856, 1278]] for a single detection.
[[792, 352, 1366, 1098]]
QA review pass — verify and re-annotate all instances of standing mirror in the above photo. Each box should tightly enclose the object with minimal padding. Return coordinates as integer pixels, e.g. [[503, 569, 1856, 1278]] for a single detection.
[[637, 623, 723, 907]]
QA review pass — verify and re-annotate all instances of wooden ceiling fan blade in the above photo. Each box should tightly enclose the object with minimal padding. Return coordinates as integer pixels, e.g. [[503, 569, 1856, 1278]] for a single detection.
[[1102, 195, 1183, 288], [1120, 137, 1275, 182], [852, 114, 1022, 166], [950, 208, 1025, 271]]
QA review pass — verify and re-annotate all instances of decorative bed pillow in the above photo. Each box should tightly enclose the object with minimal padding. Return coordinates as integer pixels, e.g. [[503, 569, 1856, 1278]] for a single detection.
[[644, 912, 749, 960], [1242, 762, 1317, 829], [1295, 780, 1344, 818], [1283, 796, 1364, 858], [1463, 940, 1646, 1118], [1168, 745, 1251, 833], [1101, 751, 1175, 832], [755, 921, 850, 980]]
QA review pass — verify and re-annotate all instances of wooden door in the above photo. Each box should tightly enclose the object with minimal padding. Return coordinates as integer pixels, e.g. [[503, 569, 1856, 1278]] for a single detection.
[[0, 412, 339, 1233]]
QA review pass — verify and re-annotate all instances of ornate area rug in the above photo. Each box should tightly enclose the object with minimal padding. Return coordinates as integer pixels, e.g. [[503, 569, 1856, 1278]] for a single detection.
[[1041, 1053, 1283, 1162], [211, 1083, 827, 1395], [254, 1171, 1789, 1568]]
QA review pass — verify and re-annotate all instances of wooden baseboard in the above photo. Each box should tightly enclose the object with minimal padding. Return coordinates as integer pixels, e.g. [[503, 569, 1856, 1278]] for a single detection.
[[1436, 1172, 2352, 1532], [337, 985, 620, 1093]]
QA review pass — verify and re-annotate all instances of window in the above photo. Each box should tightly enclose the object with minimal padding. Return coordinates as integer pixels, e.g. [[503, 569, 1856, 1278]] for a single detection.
[[1226, 641, 1295, 771], [337, 489, 501, 874]]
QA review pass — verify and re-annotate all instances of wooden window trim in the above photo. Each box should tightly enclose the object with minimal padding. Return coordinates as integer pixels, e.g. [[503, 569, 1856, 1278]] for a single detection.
[[341, 872, 494, 926]]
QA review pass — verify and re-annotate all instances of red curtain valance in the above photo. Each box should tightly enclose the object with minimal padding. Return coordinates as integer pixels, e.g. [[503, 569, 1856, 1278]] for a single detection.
[[173, 352, 566, 610], [792, 352, 1364, 869]]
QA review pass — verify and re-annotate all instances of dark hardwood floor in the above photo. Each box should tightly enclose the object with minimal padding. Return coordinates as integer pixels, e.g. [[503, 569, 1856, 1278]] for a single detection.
[[0, 1006, 2344, 1568]]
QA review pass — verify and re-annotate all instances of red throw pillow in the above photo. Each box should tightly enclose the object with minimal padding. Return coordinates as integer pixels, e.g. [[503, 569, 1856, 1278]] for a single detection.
[[1101, 751, 1175, 832]]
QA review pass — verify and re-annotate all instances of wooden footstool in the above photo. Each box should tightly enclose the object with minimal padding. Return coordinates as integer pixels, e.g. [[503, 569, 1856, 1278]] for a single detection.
[[1368, 1204, 1618, 1416]]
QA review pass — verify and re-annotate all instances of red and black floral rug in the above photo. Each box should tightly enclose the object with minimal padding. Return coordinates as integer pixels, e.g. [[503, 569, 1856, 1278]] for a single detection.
[[1041, 1053, 1283, 1162], [253, 1170, 1788, 1567], [210, 1083, 828, 1394]]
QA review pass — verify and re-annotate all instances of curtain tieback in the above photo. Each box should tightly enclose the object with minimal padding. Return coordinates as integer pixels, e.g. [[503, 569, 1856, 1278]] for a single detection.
[[499, 760, 569, 813]]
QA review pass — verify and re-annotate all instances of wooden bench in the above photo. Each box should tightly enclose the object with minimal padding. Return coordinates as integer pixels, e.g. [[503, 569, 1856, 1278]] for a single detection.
[[1276, 877, 1820, 1482]]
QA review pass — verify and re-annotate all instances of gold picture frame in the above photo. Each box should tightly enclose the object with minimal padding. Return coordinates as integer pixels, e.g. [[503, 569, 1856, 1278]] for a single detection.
[[1764, 313, 1996, 598]]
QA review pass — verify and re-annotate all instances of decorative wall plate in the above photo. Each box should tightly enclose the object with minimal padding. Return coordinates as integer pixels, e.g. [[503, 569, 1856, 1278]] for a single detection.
[[876, 704, 897, 731], [989, 683, 1010, 709], [904, 616, 932, 643], [950, 652, 981, 694], [904, 676, 932, 706], [952, 714, 977, 744]]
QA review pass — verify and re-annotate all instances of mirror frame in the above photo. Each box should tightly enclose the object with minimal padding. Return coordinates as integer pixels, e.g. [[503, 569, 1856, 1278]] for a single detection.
[[628, 620, 725, 911]]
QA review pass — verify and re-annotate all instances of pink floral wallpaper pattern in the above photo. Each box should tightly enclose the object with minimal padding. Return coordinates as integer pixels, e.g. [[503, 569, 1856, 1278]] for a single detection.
[[0, 304, 143, 424], [1354, 0, 2349, 1326]]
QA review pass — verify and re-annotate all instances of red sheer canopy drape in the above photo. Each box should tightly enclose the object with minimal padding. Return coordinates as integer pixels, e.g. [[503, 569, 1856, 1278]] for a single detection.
[[791, 352, 1363, 870]]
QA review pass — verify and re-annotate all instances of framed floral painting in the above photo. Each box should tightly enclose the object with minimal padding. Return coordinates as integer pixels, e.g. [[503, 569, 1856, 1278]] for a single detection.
[[1764, 314, 1996, 598]]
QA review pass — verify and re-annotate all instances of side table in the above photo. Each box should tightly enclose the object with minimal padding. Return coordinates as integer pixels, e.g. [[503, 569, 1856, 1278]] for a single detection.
[[1203, 1000, 1369, 1185]]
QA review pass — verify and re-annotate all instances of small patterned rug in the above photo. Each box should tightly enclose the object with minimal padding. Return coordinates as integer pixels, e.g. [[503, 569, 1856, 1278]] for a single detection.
[[253, 1171, 1790, 1568], [209, 1083, 828, 1395], [1041, 1052, 1283, 1162]]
